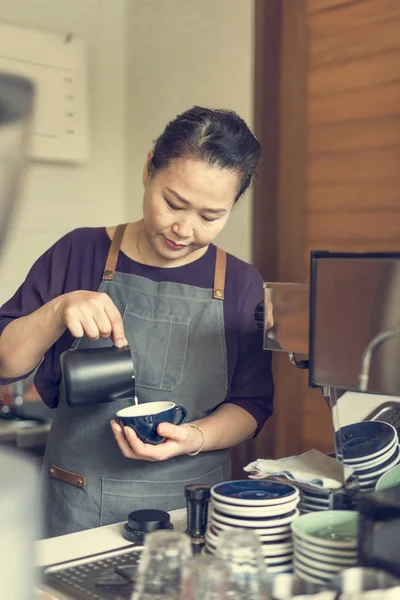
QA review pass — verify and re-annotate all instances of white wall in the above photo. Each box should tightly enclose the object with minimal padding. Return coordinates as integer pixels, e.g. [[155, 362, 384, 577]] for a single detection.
[[0, 0, 255, 305], [126, 0, 255, 262], [0, 0, 128, 303]]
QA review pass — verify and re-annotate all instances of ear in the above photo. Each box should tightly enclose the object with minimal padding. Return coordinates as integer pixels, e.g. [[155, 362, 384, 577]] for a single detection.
[[142, 151, 154, 186]]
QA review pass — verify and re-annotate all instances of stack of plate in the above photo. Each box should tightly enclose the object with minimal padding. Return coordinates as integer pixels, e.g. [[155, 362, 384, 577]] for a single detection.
[[296, 483, 331, 514], [292, 511, 359, 585], [336, 421, 400, 493], [205, 480, 300, 575]]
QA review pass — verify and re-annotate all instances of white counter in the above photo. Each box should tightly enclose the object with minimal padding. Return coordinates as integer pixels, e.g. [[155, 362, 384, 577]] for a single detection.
[[35, 508, 187, 599]]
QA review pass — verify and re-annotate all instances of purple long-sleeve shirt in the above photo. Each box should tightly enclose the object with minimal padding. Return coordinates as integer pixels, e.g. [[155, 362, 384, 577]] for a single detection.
[[0, 228, 273, 433]]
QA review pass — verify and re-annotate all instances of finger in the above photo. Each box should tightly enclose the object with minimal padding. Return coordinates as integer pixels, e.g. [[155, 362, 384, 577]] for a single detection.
[[122, 426, 160, 459], [92, 311, 112, 339], [110, 421, 136, 458], [80, 315, 102, 340], [66, 319, 85, 338], [157, 422, 187, 442], [104, 301, 128, 348]]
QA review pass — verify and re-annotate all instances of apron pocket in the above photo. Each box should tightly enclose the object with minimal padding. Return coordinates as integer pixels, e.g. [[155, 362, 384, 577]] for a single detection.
[[123, 307, 190, 392], [100, 464, 223, 527]]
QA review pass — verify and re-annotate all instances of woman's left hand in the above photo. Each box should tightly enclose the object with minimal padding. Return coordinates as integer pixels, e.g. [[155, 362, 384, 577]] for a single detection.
[[110, 420, 201, 461]]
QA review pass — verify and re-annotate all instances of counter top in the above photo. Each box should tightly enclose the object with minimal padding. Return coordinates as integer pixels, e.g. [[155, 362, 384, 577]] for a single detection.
[[35, 508, 187, 599]]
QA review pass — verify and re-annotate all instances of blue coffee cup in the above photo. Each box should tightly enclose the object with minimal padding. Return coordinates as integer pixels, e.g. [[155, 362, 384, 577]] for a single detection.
[[116, 401, 187, 445]]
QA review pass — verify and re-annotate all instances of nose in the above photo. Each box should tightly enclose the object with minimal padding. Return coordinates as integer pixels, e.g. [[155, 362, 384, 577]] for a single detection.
[[171, 214, 193, 239]]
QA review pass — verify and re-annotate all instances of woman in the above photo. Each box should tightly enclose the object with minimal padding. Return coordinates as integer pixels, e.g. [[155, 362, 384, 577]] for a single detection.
[[0, 106, 273, 537]]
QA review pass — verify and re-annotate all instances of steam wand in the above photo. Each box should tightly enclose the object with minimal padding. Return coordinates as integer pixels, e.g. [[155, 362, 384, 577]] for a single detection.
[[358, 325, 400, 392]]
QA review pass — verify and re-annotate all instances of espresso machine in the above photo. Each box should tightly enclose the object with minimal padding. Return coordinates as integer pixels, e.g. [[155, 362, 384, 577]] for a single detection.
[[257, 250, 400, 577]]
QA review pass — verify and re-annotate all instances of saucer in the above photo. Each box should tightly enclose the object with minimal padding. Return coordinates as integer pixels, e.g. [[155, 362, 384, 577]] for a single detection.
[[211, 480, 299, 506], [211, 507, 300, 529], [294, 565, 325, 585], [293, 534, 358, 558], [298, 502, 327, 512], [210, 517, 292, 537], [210, 522, 291, 542], [357, 447, 400, 479], [336, 422, 397, 463], [353, 438, 398, 470], [211, 497, 299, 518]]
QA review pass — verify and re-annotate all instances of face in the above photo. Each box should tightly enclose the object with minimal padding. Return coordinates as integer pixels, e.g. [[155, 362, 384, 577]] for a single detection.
[[141, 156, 238, 264]]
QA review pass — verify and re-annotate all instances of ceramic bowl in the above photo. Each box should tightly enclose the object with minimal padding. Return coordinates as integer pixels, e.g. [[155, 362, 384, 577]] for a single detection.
[[291, 510, 358, 549], [376, 464, 400, 491]]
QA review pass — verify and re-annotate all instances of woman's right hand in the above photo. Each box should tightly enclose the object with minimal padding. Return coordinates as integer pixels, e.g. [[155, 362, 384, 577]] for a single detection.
[[55, 291, 128, 347]]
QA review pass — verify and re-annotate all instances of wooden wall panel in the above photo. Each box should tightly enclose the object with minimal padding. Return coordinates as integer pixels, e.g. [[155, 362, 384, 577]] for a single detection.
[[254, 0, 400, 460], [303, 0, 400, 449]]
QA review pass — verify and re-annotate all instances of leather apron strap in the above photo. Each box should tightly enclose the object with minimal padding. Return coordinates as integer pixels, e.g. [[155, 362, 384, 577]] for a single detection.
[[102, 223, 128, 281], [103, 225, 226, 298], [213, 247, 227, 300]]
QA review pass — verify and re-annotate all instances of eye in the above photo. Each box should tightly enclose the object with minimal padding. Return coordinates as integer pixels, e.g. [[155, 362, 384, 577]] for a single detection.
[[165, 197, 181, 211], [201, 215, 218, 223]]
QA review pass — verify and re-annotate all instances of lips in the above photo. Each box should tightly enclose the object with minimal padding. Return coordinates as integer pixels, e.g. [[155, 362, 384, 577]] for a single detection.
[[164, 236, 186, 249]]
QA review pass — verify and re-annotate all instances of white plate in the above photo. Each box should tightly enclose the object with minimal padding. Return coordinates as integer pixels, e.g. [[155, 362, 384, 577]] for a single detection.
[[267, 564, 293, 575], [357, 456, 400, 481], [206, 529, 294, 558], [339, 424, 398, 465], [298, 502, 327, 512], [211, 508, 300, 529], [211, 521, 291, 543], [211, 497, 299, 518], [265, 554, 294, 566], [352, 439, 399, 471], [295, 551, 347, 574], [294, 542, 357, 566], [211, 480, 299, 507], [293, 534, 358, 558], [294, 557, 334, 582], [294, 566, 326, 585], [359, 478, 381, 488], [206, 540, 293, 568], [210, 518, 292, 537], [301, 494, 330, 506]]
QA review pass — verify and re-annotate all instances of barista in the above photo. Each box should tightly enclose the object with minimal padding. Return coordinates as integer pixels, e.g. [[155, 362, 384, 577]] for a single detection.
[[0, 106, 274, 537]]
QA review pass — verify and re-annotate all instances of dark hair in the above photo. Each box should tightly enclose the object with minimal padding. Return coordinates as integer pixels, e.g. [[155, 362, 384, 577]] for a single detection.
[[150, 106, 261, 202]]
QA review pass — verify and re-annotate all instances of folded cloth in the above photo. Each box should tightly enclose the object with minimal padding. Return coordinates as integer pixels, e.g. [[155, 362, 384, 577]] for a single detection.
[[244, 449, 354, 490]]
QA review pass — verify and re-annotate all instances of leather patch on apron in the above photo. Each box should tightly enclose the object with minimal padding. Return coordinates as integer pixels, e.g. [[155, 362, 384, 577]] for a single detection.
[[49, 465, 86, 488]]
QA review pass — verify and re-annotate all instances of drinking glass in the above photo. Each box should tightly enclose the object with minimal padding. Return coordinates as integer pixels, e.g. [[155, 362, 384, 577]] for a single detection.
[[179, 555, 229, 600], [132, 530, 192, 600], [216, 529, 268, 599]]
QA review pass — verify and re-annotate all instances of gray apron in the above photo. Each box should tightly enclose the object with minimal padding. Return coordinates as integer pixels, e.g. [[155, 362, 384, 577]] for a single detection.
[[41, 224, 231, 537]]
